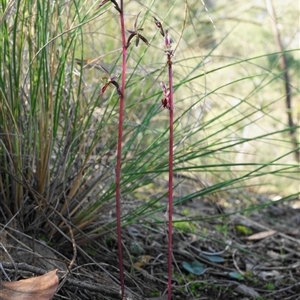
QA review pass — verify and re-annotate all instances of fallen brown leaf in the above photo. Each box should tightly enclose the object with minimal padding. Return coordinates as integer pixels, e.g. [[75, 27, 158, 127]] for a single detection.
[[246, 230, 276, 240], [0, 269, 58, 300]]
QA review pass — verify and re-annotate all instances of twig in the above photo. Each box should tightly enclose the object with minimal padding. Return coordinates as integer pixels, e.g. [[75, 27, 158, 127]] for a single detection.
[[265, 0, 299, 162]]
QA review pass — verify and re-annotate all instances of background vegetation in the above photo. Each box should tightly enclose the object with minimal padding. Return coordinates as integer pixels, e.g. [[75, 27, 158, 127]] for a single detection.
[[0, 0, 299, 298]]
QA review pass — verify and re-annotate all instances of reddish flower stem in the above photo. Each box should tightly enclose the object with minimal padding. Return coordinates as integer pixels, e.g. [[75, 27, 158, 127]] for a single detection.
[[116, 0, 126, 298], [167, 52, 174, 300]]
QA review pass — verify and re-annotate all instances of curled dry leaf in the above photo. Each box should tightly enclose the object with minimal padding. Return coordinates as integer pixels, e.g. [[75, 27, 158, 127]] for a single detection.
[[235, 283, 260, 298], [0, 269, 58, 300], [246, 230, 276, 240]]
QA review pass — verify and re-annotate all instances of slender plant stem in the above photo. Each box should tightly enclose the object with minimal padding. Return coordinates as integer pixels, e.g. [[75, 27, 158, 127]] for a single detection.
[[116, 0, 126, 298], [153, 19, 175, 299], [167, 53, 174, 300]]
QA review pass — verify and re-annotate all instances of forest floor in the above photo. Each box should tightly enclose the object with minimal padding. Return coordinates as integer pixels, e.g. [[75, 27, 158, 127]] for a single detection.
[[1, 187, 300, 300]]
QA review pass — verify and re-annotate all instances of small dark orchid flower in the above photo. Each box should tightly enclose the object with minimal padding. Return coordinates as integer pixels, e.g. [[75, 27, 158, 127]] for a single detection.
[[153, 17, 165, 37], [97, 0, 121, 14], [160, 81, 171, 110], [100, 64, 122, 96], [153, 17, 174, 55], [126, 12, 149, 49], [164, 30, 173, 49]]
